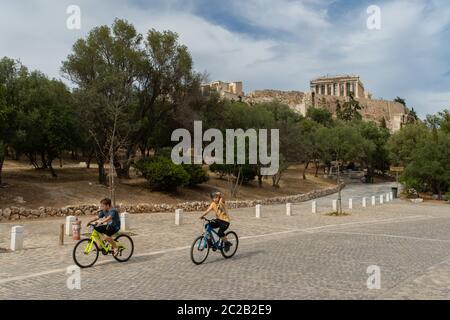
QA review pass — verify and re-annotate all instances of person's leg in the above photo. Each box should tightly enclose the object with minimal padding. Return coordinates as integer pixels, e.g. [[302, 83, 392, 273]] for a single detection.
[[104, 226, 118, 250], [218, 221, 230, 243], [94, 225, 107, 248]]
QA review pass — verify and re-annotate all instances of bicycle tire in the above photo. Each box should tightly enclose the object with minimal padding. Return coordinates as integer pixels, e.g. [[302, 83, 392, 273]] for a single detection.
[[73, 238, 99, 268], [220, 231, 239, 259], [191, 235, 210, 265], [113, 234, 134, 262]]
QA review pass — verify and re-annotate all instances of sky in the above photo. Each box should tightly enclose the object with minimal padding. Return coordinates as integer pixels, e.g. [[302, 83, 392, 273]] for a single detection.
[[1, 0, 449, 117]]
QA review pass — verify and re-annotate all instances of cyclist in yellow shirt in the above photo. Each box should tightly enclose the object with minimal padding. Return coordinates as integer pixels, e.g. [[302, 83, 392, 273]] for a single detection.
[[200, 191, 232, 252]]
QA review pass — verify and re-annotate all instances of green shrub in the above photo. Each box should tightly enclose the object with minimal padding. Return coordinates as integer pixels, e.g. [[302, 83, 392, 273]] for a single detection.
[[134, 156, 189, 191], [209, 163, 229, 178], [182, 164, 209, 186], [209, 163, 257, 184]]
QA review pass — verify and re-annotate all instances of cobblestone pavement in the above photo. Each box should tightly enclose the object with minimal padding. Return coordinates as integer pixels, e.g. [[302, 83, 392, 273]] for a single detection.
[[1, 182, 450, 299]]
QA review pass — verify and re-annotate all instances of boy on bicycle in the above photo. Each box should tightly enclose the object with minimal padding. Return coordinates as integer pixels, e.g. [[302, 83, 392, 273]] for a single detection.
[[86, 198, 121, 256], [200, 191, 233, 252]]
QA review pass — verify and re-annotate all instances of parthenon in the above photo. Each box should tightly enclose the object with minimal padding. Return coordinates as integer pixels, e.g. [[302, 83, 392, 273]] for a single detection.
[[310, 74, 371, 99]]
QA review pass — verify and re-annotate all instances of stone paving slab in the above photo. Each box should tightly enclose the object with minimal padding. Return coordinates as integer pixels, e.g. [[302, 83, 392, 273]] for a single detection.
[[1, 182, 450, 299]]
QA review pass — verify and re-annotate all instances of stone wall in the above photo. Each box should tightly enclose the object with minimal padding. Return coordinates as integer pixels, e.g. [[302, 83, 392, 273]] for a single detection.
[[0, 184, 343, 221], [245, 90, 305, 113], [312, 94, 408, 132]]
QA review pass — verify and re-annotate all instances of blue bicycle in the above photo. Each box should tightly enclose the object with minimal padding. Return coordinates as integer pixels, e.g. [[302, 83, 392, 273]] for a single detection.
[[190, 217, 239, 265]]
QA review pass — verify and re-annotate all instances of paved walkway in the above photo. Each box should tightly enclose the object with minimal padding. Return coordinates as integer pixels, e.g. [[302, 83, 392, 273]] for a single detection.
[[1, 182, 450, 299]]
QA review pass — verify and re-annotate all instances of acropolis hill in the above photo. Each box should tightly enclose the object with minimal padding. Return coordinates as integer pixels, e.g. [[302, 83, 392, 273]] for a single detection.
[[201, 75, 409, 132]]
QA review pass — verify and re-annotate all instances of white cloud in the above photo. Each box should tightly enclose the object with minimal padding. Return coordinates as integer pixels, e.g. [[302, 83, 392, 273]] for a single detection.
[[0, 0, 448, 115]]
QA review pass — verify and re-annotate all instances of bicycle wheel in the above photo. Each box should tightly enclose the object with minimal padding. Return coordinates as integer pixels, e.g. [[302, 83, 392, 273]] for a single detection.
[[73, 239, 99, 268], [190, 235, 210, 265], [220, 231, 239, 259], [113, 234, 134, 262]]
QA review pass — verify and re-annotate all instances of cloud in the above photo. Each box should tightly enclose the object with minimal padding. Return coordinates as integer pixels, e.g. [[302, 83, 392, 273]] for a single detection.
[[0, 0, 449, 117]]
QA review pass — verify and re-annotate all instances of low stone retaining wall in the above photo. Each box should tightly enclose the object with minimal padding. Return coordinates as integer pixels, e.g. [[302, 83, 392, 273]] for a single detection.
[[0, 184, 343, 221]]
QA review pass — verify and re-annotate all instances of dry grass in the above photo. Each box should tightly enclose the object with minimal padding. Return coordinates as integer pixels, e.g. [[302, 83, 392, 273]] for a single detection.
[[0, 159, 335, 209]]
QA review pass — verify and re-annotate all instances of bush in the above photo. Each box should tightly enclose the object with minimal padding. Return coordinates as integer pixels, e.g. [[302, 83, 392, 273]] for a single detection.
[[445, 188, 450, 202], [209, 163, 257, 184], [134, 156, 189, 191], [182, 164, 209, 186], [209, 163, 229, 179]]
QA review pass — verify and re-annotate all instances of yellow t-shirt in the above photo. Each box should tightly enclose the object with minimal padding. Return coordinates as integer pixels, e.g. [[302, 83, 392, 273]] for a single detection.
[[209, 200, 230, 222]]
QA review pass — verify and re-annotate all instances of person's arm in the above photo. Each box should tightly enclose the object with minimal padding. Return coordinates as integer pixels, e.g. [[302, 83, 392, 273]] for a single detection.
[[102, 216, 113, 224], [86, 211, 103, 226], [86, 216, 100, 226], [200, 203, 214, 219]]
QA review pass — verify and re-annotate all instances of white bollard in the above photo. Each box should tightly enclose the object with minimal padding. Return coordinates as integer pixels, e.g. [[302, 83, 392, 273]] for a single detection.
[[312, 201, 317, 214], [380, 194, 384, 204], [120, 212, 129, 231], [286, 203, 292, 216], [256, 204, 261, 218], [386, 193, 390, 202], [362, 197, 367, 208], [390, 191, 393, 201], [332, 200, 337, 211], [175, 209, 183, 226], [371, 196, 376, 206], [10, 226, 24, 251], [349, 198, 353, 209], [65, 216, 76, 236]]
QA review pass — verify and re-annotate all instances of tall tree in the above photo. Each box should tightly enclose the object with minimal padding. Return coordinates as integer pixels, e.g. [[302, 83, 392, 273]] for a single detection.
[[62, 19, 143, 193]]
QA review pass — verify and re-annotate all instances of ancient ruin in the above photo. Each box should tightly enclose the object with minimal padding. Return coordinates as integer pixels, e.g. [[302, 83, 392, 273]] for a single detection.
[[203, 75, 409, 132]]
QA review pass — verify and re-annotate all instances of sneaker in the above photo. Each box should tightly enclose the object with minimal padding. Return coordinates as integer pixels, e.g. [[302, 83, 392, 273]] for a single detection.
[[224, 241, 232, 252]]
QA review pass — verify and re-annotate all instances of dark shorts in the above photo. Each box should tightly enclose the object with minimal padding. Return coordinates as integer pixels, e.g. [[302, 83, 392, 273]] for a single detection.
[[94, 224, 119, 237], [208, 219, 230, 238]]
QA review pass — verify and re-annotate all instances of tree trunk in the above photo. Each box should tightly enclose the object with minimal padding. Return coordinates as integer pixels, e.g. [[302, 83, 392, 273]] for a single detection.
[[337, 162, 342, 214], [86, 151, 94, 169], [314, 161, 320, 177], [98, 161, 107, 185], [0, 155, 4, 186], [302, 161, 310, 180], [41, 151, 48, 169], [47, 156, 57, 178]]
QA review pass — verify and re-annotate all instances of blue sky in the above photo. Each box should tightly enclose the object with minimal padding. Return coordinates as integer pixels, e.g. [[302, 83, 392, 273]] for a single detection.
[[1, 0, 449, 117]]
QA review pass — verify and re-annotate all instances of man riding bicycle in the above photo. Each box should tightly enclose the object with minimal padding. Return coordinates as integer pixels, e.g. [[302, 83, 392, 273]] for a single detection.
[[200, 191, 233, 252], [86, 198, 121, 257]]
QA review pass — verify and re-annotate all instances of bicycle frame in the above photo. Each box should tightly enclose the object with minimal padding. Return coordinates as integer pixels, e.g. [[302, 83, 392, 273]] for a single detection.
[[198, 222, 223, 250], [83, 228, 123, 254]]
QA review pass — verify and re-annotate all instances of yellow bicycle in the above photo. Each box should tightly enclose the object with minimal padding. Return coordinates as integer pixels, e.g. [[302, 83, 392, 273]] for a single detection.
[[72, 223, 134, 268]]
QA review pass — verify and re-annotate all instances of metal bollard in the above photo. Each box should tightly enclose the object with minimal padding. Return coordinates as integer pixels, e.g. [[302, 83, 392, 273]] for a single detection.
[[372, 196, 376, 206], [380, 194, 384, 204], [332, 200, 337, 211], [349, 198, 353, 209], [362, 197, 367, 208], [312, 201, 317, 214]]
